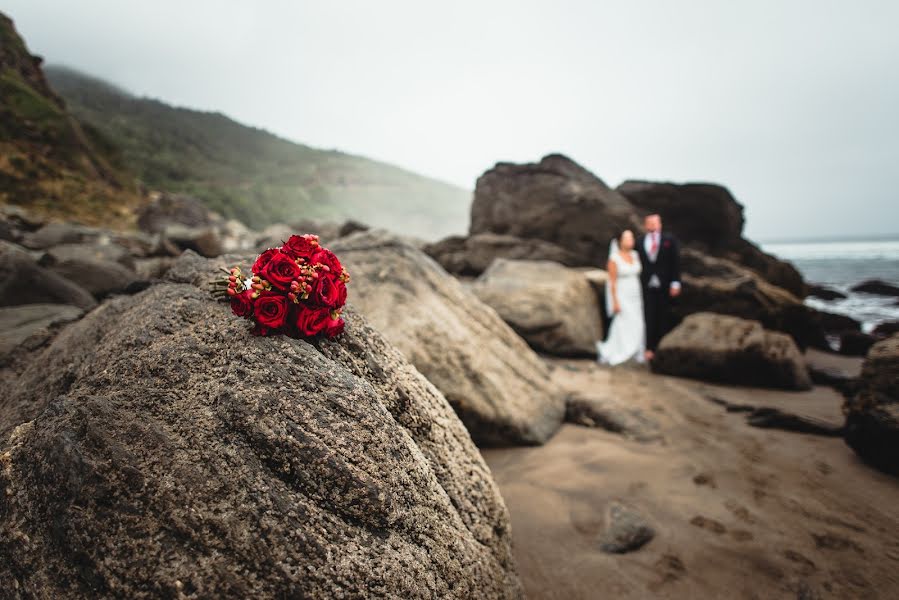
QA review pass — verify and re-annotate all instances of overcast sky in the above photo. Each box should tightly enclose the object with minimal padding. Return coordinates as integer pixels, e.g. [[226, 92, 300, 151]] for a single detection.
[[6, 0, 898, 240]]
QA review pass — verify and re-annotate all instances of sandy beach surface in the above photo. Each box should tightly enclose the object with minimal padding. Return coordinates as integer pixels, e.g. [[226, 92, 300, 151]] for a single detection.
[[482, 357, 899, 599]]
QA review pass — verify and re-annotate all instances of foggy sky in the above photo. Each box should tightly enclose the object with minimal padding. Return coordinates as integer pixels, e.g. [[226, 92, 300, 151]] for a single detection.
[[6, 0, 899, 240]]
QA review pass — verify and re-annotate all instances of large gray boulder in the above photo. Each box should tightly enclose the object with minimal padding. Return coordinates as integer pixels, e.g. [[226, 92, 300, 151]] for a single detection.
[[330, 231, 565, 446], [135, 192, 216, 234], [470, 154, 637, 267], [424, 233, 585, 277], [471, 259, 603, 357], [0, 253, 522, 598], [0, 241, 96, 310], [652, 312, 812, 390], [843, 334, 899, 475]]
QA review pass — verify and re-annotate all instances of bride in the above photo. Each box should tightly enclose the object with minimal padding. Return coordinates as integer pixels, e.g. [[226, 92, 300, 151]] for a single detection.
[[597, 229, 645, 365]]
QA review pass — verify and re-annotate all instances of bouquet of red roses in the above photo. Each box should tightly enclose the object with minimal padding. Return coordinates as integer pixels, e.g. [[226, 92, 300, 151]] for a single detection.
[[220, 234, 349, 338]]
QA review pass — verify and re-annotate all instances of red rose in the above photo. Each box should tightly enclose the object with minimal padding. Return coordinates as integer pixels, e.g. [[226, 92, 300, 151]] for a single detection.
[[311, 248, 342, 274], [323, 316, 345, 338], [251, 322, 273, 336], [253, 248, 278, 275], [335, 279, 347, 307], [253, 292, 289, 329], [282, 234, 318, 261], [311, 272, 342, 308], [294, 306, 331, 337], [230, 290, 254, 318], [261, 250, 301, 291]]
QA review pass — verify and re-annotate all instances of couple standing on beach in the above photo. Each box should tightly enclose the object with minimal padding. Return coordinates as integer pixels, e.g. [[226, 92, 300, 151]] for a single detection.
[[597, 213, 682, 366]]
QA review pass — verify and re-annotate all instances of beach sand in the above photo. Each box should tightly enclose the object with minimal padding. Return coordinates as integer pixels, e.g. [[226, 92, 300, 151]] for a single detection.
[[482, 358, 899, 599]]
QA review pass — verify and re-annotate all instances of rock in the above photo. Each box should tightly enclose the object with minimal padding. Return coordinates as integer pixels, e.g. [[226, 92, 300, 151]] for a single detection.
[[873, 321, 899, 338], [470, 154, 637, 267], [839, 331, 878, 357], [0, 303, 83, 359], [338, 219, 370, 238], [46, 257, 142, 300], [471, 259, 603, 357], [162, 224, 224, 257], [40, 241, 136, 269], [19, 222, 100, 250], [329, 231, 565, 446], [0, 258, 522, 598], [0, 241, 96, 310], [851, 279, 899, 297], [843, 334, 899, 475], [133, 256, 178, 280], [424, 233, 586, 277], [808, 284, 847, 301], [598, 503, 655, 554], [816, 311, 861, 336], [677, 249, 826, 350], [617, 180, 806, 297], [564, 393, 661, 442], [653, 313, 812, 390], [136, 192, 215, 234]]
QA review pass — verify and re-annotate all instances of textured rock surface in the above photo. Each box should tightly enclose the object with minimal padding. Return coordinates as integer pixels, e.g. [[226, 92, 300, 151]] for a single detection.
[[470, 154, 636, 267], [471, 259, 603, 357], [843, 334, 899, 475], [424, 233, 585, 277], [330, 231, 565, 446], [851, 279, 899, 297], [0, 241, 96, 309], [617, 180, 805, 296], [0, 254, 522, 598], [653, 313, 812, 390]]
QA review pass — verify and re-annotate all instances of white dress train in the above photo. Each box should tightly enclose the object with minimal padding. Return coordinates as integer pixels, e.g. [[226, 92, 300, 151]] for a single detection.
[[597, 251, 645, 365]]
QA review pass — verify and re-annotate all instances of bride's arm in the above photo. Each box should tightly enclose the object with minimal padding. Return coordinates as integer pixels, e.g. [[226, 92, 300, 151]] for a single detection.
[[607, 259, 620, 313]]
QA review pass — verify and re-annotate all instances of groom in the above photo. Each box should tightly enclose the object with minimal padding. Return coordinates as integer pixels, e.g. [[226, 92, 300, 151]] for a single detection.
[[636, 214, 681, 361]]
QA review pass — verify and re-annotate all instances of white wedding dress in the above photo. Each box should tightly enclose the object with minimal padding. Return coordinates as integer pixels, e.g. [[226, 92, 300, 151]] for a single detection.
[[597, 250, 645, 365]]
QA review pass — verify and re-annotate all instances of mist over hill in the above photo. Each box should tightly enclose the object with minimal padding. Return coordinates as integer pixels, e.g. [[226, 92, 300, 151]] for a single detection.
[[45, 65, 471, 238]]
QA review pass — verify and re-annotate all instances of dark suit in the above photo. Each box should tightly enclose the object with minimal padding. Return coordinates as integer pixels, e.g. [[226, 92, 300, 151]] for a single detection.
[[636, 232, 681, 351]]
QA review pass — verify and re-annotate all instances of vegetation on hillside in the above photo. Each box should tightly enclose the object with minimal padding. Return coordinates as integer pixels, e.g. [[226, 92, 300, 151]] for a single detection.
[[0, 14, 141, 227], [47, 66, 471, 237]]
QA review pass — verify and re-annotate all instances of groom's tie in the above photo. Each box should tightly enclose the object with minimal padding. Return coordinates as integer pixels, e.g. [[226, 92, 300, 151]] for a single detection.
[[650, 232, 659, 257]]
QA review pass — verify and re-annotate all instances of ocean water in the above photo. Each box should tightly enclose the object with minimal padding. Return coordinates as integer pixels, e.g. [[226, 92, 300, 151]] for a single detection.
[[761, 239, 899, 331]]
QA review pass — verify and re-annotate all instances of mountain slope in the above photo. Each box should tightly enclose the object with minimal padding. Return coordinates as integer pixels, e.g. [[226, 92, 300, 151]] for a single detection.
[[0, 13, 141, 226], [46, 66, 471, 237]]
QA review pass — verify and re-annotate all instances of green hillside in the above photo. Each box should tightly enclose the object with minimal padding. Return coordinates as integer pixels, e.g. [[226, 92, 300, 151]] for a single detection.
[[0, 14, 141, 227], [46, 66, 471, 237]]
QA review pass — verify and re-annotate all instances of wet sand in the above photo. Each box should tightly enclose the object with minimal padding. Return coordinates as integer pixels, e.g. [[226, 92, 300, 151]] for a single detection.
[[482, 360, 899, 599]]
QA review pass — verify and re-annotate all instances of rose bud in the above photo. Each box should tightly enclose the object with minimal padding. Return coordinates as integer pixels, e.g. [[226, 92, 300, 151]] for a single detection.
[[226, 287, 237, 296]]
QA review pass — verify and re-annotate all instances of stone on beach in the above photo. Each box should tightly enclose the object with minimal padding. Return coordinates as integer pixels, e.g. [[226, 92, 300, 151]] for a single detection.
[[471, 258, 603, 357], [330, 231, 566, 447], [652, 312, 812, 390]]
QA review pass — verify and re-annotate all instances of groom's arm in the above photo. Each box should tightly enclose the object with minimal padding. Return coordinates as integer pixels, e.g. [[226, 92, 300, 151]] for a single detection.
[[669, 236, 682, 297]]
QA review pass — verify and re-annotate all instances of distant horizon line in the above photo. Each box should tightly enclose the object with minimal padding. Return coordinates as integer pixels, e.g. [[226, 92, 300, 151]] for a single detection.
[[758, 233, 899, 245]]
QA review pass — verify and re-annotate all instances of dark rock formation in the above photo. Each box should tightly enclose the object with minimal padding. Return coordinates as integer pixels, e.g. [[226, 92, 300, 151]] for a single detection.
[[677, 249, 825, 350], [843, 334, 899, 475], [136, 192, 215, 234], [471, 259, 603, 357], [839, 331, 878, 357], [0, 241, 96, 310], [0, 253, 522, 598], [424, 233, 585, 277], [851, 279, 899, 297], [598, 503, 655, 554], [808, 284, 847, 301], [329, 231, 565, 447], [45, 257, 142, 300], [873, 321, 899, 338], [617, 180, 805, 297], [653, 313, 812, 390], [470, 154, 637, 267]]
